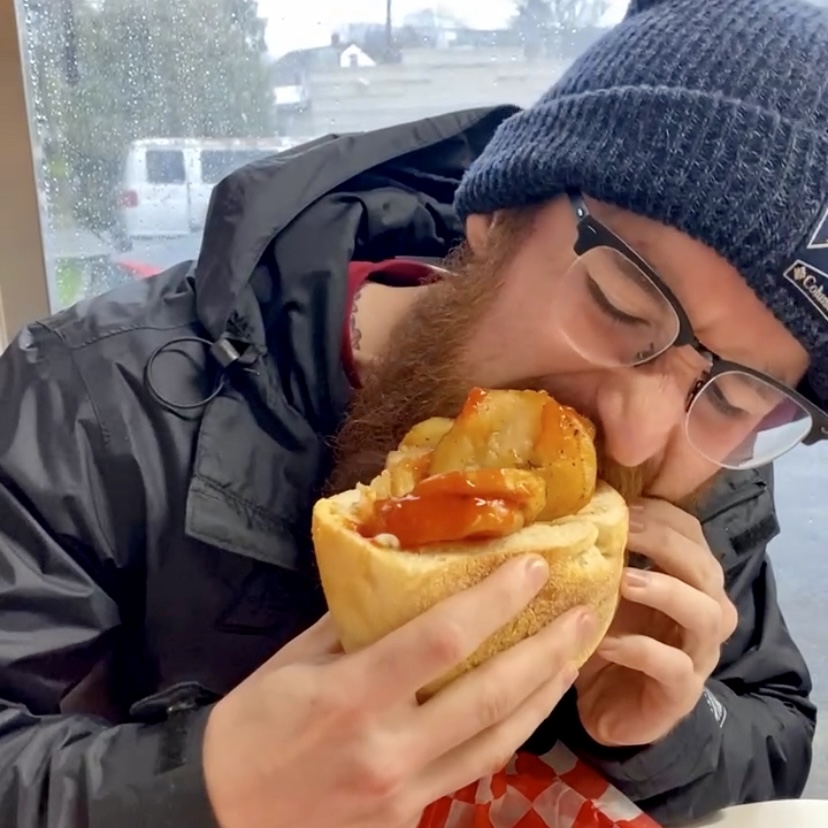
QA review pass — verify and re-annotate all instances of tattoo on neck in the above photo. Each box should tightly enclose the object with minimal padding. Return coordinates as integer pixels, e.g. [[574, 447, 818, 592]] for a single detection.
[[350, 283, 365, 353]]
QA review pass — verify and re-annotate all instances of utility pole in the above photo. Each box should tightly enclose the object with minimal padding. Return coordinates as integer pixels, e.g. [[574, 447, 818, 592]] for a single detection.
[[385, 0, 393, 56]]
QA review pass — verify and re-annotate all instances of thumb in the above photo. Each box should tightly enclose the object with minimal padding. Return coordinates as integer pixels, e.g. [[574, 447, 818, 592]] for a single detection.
[[265, 613, 344, 669]]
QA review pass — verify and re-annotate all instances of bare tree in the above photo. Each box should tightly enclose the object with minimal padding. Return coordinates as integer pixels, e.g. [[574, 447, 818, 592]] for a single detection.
[[551, 0, 610, 28], [513, 0, 610, 58]]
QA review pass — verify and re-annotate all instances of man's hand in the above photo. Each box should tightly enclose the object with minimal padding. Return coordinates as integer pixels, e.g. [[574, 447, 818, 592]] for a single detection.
[[202, 556, 597, 828], [575, 498, 738, 748]]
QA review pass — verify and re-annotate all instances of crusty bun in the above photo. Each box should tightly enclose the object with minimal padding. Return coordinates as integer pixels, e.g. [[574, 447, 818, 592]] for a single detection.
[[313, 388, 628, 698], [313, 482, 627, 698]]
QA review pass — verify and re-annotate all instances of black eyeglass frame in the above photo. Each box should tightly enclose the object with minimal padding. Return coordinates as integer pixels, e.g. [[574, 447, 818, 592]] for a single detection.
[[567, 191, 828, 450]]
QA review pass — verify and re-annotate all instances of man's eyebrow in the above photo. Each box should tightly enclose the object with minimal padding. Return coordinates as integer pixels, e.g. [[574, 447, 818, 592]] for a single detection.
[[625, 235, 664, 275], [753, 373, 787, 401], [615, 251, 665, 300]]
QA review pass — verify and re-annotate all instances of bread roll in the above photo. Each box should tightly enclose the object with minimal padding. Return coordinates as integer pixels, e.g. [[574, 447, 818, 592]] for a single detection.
[[313, 481, 626, 698]]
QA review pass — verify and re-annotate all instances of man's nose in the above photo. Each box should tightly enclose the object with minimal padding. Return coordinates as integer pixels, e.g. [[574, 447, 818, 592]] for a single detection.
[[596, 367, 687, 468]]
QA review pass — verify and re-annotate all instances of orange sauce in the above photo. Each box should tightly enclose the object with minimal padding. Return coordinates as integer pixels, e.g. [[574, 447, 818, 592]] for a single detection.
[[535, 396, 596, 456], [460, 386, 490, 417], [359, 468, 531, 547], [359, 494, 521, 547]]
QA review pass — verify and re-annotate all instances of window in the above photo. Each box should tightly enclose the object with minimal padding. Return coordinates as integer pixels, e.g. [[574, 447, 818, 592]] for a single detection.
[[145, 149, 186, 185], [11, 0, 621, 317]]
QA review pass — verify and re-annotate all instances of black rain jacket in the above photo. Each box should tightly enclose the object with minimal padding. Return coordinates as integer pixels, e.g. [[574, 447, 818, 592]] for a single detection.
[[0, 106, 815, 828]]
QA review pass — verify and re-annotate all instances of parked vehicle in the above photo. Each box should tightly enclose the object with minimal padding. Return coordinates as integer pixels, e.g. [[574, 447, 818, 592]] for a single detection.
[[114, 137, 295, 247]]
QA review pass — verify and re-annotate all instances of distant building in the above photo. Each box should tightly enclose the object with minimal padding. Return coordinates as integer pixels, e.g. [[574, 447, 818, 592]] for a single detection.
[[340, 44, 376, 68], [270, 35, 375, 112], [336, 14, 608, 57], [268, 21, 612, 136]]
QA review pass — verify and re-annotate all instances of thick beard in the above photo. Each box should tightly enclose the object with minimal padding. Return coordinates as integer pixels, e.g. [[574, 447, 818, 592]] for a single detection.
[[328, 211, 536, 494], [597, 453, 654, 504], [327, 279, 478, 493]]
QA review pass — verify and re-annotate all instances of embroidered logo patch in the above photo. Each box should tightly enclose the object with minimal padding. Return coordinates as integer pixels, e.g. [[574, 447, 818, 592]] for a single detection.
[[783, 259, 828, 323], [781, 199, 828, 324], [703, 687, 727, 729]]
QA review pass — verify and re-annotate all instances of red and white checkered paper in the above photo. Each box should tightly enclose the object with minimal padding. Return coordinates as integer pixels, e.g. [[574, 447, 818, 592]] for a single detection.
[[419, 744, 662, 828]]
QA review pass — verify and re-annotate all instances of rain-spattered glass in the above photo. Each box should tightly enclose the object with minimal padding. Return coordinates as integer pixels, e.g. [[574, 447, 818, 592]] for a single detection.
[[553, 241, 814, 470], [17, 0, 621, 310]]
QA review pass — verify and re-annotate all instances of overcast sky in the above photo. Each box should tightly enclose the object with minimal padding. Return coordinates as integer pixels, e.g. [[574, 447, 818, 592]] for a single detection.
[[259, 0, 629, 57]]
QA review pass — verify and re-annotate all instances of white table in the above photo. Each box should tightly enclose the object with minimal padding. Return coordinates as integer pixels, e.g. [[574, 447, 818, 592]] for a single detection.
[[681, 799, 828, 826]]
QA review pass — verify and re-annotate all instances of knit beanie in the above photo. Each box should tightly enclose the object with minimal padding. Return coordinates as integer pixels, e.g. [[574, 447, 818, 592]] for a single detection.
[[454, 0, 828, 409]]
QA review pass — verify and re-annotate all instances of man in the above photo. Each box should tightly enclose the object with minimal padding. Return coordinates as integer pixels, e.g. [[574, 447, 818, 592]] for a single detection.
[[0, 0, 822, 825]]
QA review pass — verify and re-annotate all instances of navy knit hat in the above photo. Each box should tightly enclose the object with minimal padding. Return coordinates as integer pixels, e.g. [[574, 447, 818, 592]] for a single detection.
[[454, 0, 828, 409]]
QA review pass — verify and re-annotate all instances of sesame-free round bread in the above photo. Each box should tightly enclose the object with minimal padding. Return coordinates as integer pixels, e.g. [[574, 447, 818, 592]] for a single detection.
[[312, 480, 627, 698]]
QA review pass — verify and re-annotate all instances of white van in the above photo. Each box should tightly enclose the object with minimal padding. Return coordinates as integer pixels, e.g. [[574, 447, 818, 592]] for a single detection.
[[115, 138, 295, 245]]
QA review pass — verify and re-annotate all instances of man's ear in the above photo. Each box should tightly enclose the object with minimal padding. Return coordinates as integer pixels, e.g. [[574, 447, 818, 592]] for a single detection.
[[465, 213, 494, 254]]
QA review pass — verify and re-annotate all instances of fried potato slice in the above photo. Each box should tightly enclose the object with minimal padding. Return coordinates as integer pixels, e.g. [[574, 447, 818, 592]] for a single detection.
[[428, 388, 597, 520], [399, 417, 454, 449]]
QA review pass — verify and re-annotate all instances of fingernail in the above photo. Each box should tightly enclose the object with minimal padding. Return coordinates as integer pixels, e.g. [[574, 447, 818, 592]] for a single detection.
[[628, 500, 645, 512], [624, 569, 650, 588], [562, 662, 580, 687], [596, 712, 619, 745], [629, 516, 645, 533], [576, 609, 597, 642], [525, 557, 550, 588]]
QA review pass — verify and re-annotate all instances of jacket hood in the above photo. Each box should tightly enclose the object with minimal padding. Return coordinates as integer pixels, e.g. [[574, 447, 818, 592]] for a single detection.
[[193, 106, 519, 347]]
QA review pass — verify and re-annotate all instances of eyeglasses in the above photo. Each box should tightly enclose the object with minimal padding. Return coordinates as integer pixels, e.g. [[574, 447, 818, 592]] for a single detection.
[[553, 192, 828, 470]]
